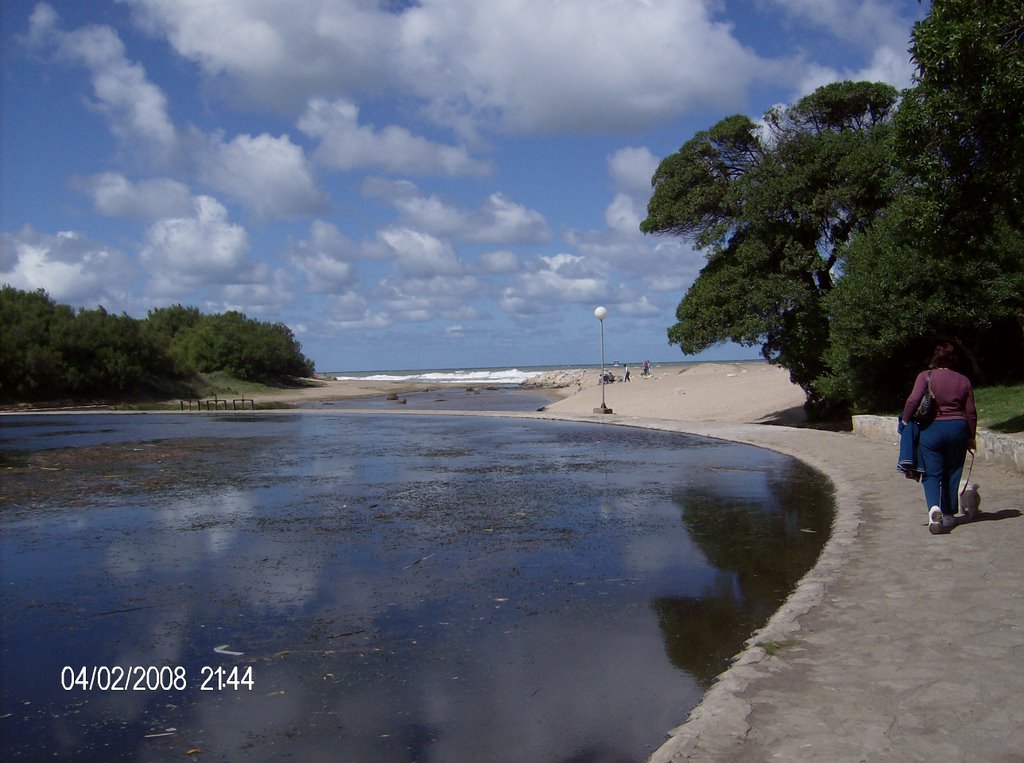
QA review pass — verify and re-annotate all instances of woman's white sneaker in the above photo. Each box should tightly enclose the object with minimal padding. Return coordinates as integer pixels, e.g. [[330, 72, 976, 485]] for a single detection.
[[928, 506, 945, 535]]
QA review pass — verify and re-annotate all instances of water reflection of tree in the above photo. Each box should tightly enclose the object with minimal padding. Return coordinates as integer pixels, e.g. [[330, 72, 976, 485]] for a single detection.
[[653, 460, 833, 685]]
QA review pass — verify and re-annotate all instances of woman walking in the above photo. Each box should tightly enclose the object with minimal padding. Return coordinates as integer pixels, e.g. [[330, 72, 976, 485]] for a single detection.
[[901, 342, 977, 534]]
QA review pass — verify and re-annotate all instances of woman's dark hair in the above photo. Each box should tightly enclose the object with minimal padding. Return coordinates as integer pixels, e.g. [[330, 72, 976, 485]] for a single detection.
[[930, 342, 958, 369]]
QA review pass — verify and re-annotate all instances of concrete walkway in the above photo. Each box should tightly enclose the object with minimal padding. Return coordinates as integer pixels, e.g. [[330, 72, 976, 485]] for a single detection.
[[531, 413, 1024, 763]]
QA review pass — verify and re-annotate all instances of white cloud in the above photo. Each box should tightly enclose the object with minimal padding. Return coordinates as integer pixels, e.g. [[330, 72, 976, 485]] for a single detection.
[[30, 4, 178, 161], [140, 195, 251, 293], [470, 193, 550, 245], [25, 3, 59, 47], [540, 253, 597, 278], [793, 45, 917, 98], [501, 253, 608, 314], [222, 268, 294, 313], [28, 7, 324, 221], [642, 239, 703, 292], [377, 273, 484, 322], [299, 98, 488, 177], [194, 130, 326, 220], [477, 250, 521, 274], [396, 0, 770, 134], [618, 294, 662, 318], [123, 0, 405, 107], [326, 291, 393, 330], [286, 220, 357, 292], [847, 43, 918, 90], [767, 0, 913, 48], [362, 178, 471, 235], [82, 172, 194, 220], [443, 304, 481, 321], [604, 193, 644, 238], [768, 0, 920, 94], [122, 0, 770, 135], [378, 227, 464, 277], [128, 0, 291, 75], [1, 226, 132, 306], [363, 179, 550, 245], [608, 147, 659, 196]]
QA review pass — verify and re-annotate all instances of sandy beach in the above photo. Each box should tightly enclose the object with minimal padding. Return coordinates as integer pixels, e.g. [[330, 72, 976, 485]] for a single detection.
[[251, 377, 442, 405], [258, 361, 810, 426], [530, 361, 808, 425]]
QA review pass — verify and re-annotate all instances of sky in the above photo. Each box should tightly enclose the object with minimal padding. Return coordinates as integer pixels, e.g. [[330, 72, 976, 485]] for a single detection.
[[1, 0, 927, 372]]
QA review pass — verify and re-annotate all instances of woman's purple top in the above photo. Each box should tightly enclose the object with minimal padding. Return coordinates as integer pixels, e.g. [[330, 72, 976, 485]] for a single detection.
[[901, 367, 977, 436]]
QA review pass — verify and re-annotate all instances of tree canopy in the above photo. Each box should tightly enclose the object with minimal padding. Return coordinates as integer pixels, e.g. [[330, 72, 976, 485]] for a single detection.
[[823, 0, 1024, 407], [0, 286, 315, 403], [642, 0, 1024, 413], [642, 81, 898, 407], [895, 0, 1024, 238]]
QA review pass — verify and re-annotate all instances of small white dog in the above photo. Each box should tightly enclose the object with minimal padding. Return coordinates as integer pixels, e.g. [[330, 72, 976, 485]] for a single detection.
[[959, 482, 981, 520]]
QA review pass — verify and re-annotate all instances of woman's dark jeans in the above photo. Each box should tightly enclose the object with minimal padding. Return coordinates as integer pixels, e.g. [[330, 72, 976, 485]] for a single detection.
[[918, 419, 970, 515]]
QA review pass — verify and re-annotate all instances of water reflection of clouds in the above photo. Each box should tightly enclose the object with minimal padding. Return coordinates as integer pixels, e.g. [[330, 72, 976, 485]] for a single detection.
[[2, 414, 832, 763], [416, 615, 700, 763], [104, 488, 254, 580], [158, 609, 702, 763], [103, 487, 332, 613], [621, 529, 711, 583]]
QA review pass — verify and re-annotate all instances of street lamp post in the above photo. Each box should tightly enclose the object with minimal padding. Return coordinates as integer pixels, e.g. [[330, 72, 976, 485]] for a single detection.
[[593, 306, 612, 414]]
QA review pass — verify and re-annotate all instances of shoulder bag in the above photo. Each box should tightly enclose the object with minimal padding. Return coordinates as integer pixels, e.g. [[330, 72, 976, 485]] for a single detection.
[[911, 370, 936, 424]]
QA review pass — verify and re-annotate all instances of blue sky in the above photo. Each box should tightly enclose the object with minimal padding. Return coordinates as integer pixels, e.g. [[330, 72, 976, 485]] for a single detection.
[[1, 0, 925, 372]]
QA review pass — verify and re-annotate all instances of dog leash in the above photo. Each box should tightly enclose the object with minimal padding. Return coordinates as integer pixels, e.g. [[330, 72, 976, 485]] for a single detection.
[[960, 450, 975, 496]]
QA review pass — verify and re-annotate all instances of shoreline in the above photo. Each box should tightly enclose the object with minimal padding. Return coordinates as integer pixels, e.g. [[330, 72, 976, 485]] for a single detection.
[[0, 361, 796, 419], [225, 360, 806, 422]]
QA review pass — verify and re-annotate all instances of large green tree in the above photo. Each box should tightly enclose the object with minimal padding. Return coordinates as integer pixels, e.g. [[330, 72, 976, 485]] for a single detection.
[[822, 197, 1024, 408], [896, 0, 1024, 237], [821, 0, 1024, 407], [641, 81, 898, 406]]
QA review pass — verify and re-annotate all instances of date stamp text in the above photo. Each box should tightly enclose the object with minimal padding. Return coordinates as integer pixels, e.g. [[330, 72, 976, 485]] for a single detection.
[[61, 665, 254, 692]]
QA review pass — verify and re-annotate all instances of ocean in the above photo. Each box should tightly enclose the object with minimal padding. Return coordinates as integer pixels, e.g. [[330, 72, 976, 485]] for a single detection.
[[329, 365, 555, 384], [325, 359, 745, 385]]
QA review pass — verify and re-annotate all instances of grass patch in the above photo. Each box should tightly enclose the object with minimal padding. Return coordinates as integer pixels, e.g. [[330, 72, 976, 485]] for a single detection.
[[185, 371, 320, 397], [974, 384, 1024, 433], [755, 639, 796, 656], [2, 372, 321, 411], [103, 372, 321, 411], [875, 383, 1022, 434]]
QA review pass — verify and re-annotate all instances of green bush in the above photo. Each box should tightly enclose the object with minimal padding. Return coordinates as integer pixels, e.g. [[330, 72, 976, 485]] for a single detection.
[[0, 286, 315, 403]]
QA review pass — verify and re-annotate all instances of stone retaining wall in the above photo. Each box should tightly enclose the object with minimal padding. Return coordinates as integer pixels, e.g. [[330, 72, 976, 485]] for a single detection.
[[852, 415, 1024, 474]]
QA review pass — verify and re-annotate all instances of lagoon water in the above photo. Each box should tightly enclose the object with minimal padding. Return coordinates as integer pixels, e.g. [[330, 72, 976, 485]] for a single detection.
[[0, 408, 833, 762]]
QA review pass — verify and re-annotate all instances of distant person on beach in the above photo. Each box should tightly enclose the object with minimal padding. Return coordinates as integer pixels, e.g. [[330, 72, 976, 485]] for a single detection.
[[642, 360, 650, 377], [901, 342, 977, 535], [623, 365, 631, 382]]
